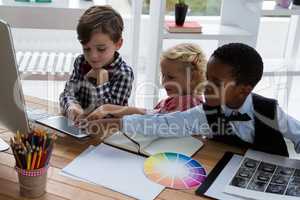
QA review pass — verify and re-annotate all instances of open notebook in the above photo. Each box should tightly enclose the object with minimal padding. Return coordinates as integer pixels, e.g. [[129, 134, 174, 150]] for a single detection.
[[104, 131, 203, 157]]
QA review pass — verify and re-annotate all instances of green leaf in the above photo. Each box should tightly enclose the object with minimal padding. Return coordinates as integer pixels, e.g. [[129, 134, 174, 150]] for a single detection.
[[178, 0, 186, 4]]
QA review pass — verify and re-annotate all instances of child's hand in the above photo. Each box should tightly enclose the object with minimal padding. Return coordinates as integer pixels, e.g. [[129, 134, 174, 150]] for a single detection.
[[85, 105, 112, 121], [96, 69, 109, 85], [86, 69, 109, 85], [85, 69, 97, 79], [67, 104, 85, 122]]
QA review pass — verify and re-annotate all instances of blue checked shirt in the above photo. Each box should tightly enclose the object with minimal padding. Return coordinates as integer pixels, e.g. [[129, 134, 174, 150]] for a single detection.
[[59, 52, 134, 114]]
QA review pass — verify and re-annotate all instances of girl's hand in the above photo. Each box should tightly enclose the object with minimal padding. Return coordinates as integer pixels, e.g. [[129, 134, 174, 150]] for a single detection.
[[67, 104, 85, 122]]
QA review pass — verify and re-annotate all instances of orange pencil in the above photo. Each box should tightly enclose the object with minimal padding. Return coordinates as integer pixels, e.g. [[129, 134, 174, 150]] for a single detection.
[[31, 147, 38, 170], [36, 147, 43, 169]]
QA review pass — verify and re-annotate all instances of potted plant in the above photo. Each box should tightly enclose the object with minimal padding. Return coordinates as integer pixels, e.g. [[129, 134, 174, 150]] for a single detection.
[[175, 0, 188, 26], [293, 0, 300, 5]]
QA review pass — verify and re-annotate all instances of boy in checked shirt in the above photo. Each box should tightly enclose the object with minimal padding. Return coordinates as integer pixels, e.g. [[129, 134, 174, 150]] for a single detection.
[[60, 6, 134, 122]]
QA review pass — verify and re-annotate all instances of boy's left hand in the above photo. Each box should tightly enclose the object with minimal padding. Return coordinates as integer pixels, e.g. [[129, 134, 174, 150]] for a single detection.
[[96, 69, 109, 85], [86, 69, 109, 85]]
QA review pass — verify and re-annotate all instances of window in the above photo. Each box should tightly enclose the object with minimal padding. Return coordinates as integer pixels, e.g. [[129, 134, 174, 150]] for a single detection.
[[141, 0, 221, 16]]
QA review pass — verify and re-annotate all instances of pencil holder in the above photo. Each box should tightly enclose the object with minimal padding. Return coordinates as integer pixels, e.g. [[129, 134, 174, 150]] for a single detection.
[[16, 165, 48, 198], [10, 128, 56, 198]]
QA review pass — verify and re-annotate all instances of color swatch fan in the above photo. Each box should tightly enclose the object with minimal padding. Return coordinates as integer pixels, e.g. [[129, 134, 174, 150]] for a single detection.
[[144, 152, 206, 189]]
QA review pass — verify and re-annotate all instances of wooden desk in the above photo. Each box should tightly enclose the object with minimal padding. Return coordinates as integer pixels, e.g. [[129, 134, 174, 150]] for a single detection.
[[0, 97, 246, 200]]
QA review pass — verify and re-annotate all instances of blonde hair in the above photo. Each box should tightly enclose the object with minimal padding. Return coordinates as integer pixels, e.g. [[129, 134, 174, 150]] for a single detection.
[[161, 43, 207, 94]]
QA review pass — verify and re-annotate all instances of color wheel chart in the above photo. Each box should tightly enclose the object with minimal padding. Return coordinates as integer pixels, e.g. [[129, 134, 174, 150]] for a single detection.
[[144, 152, 207, 189]]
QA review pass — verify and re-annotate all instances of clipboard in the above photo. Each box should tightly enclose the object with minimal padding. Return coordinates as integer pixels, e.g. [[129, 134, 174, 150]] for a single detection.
[[196, 152, 235, 197], [195, 152, 244, 200]]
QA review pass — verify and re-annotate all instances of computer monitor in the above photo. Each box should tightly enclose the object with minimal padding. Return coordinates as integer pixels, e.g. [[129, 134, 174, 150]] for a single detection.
[[0, 20, 90, 150], [0, 20, 30, 134], [0, 20, 88, 139]]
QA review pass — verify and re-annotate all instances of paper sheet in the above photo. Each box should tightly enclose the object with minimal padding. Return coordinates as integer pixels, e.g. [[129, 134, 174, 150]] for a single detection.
[[60, 146, 95, 183], [225, 149, 300, 200], [61, 144, 164, 200]]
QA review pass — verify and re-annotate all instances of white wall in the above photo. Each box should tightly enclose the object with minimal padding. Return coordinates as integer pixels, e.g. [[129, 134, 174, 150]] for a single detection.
[[11, 16, 292, 69]]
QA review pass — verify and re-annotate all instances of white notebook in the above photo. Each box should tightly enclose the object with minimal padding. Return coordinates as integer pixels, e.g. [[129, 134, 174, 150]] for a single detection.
[[104, 131, 203, 156]]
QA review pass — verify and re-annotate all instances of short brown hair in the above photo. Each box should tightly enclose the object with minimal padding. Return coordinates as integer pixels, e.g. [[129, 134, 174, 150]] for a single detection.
[[77, 5, 124, 44]]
